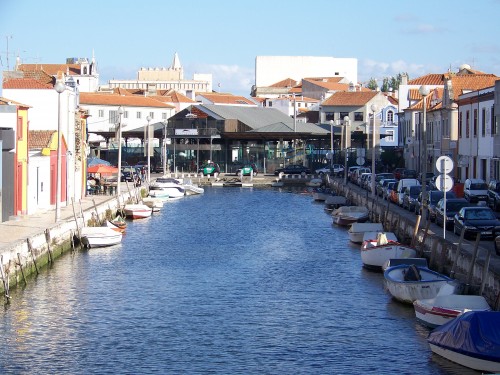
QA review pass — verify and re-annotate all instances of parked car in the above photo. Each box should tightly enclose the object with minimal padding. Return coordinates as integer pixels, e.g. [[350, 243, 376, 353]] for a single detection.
[[401, 169, 417, 179], [487, 180, 500, 211], [453, 206, 500, 239], [385, 181, 397, 201], [416, 190, 457, 220], [393, 168, 406, 180], [237, 163, 258, 176], [315, 164, 344, 176], [348, 166, 361, 182], [274, 164, 311, 175], [396, 179, 420, 206], [353, 167, 371, 186], [388, 183, 399, 204], [495, 234, 500, 255], [199, 162, 221, 176], [435, 198, 472, 229], [377, 178, 397, 198], [402, 185, 422, 212], [464, 178, 488, 203]]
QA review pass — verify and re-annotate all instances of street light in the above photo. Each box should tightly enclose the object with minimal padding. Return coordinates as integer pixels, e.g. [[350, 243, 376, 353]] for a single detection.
[[54, 79, 65, 222], [116, 106, 124, 196], [342, 116, 350, 184], [146, 115, 152, 183], [419, 85, 430, 220], [329, 120, 334, 168], [370, 104, 378, 197]]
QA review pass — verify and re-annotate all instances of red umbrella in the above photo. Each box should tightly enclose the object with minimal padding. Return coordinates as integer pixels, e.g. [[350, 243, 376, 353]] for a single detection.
[[87, 165, 118, 175]]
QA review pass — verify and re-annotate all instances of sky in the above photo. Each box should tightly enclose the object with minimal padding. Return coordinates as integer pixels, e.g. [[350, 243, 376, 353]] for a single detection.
[[1, 0, 500, 97]]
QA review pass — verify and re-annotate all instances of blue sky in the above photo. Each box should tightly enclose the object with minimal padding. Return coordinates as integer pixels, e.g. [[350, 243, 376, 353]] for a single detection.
[[1, 0, 500, 96]]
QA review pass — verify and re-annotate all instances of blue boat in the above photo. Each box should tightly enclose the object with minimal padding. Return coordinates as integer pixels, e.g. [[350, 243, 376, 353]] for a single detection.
[[427, 311, 500, 372]]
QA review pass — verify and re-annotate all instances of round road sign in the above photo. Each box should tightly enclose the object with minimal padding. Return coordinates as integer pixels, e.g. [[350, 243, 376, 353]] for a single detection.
[[356, 157, 365, 166], [435, 174, 454, 192], [436, 156, 454, 174]]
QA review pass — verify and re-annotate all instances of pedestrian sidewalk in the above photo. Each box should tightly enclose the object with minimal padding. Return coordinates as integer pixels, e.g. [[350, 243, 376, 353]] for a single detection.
[[0, 193, 121, 252]]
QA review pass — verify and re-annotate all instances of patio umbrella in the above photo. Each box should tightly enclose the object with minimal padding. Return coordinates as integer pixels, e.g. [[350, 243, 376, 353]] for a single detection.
[[88, 157, 111, 166], [87, 165, 118, 175]]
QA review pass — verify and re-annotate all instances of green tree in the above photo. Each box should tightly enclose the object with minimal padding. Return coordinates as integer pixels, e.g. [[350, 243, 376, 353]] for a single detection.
[[366, 78, 378, 90]]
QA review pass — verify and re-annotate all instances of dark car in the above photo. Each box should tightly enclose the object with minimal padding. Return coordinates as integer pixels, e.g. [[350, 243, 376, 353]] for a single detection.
[[416, 190, 457, 220], [402, 185, 422, 211], [495, 235, 500, 255], [453, 206, 500, 239], [435, 198, 472, 229], [275, 164, 311, 175], [487, 180, 500, 212], [199, 162, 221, 176], [401, 169, 417, 179]]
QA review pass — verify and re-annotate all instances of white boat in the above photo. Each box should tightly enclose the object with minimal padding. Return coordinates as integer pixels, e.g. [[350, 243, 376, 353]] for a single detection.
[[324, 196, 348, 213], [182, 178, 204, 195], [312, 187, 334, 201], [123, 204, 153, 219], [80, 226, 122, 248], [348, 222, 384, 244], [149, 177, 185, 198], [148, 189, 170, 199], [331, 205, 369, 226], [428, 311, 500, 373], [413, 285, 491, 328], [360, 232, 417, 270], [306, 178, 323, 187], [142, 197, 164, 211], [382, 257, 428, 273], [384, 263, 455, 304]]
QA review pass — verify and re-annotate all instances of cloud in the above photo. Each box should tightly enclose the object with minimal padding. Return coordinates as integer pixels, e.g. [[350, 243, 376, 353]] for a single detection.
[[359, 59, 429, 83]]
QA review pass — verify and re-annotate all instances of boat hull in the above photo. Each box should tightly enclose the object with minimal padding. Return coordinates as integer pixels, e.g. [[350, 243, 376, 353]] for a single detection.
[[80, 227, 122, 248], [361, 244, 417, 270], [429, 344, 500, 373], [384, 265, 454, 304], [123, 204, 152, 219]]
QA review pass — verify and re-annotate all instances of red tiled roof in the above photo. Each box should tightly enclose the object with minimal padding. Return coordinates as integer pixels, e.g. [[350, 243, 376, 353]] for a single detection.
[[18, 63, 81, 76], [79, 92, 175, 108], [197, 93, 255, 105], [322, 91, 378, 106], [269, 78, 299, 88], [2, 78, 54, 89], [28, 130, 55, 149]]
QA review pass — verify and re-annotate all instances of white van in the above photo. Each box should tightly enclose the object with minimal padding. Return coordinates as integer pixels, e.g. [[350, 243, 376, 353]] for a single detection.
[[464, 178, 488, 203], [396, 178, 420, 206]]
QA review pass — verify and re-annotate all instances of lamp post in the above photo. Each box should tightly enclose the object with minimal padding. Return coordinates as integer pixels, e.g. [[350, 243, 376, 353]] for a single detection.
[[163, 123, 167, 175], [329, 120, 334, 168], [146, 115, 152, 183], [370, 104, 378, 197], [419, 85, 430, 220], [116, 106, 124, 196], [342, 116, 350, 184], [54, 80, 65, 222]]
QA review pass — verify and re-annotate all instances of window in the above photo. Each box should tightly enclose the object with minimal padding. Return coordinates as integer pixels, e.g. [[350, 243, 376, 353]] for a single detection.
[[458, 112, 462, 138], [98, 109, 104, 118], [473, 108, 478, 137], [162, 112, 167, 120], [493, 105, 497, 135], [387, 110, 394, 123], [325, 112, 334, 121], [124, 111, 129, 119], [339, 112, 349, 120], [137, 112, 142, 119], [109, 110, 118, 124], [384, 130, 394, 142], [482, 108, 486, 137], [268, 101, 273, 107], [149, 112, 154, 119], [466, 110, 470, 138], [354, 112, 363, 121]]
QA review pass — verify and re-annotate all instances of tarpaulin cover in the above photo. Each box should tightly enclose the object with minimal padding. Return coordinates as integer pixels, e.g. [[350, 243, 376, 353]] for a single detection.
[[427, 311, 500, 362]]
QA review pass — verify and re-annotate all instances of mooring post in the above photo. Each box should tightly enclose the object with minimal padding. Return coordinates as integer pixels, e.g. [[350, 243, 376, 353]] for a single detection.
[[16, 253, 27, 285], [45, 229, 54, 263], [0, 255, 10, 300], [411, 216, 421, 248], [479, 248, 491, 296], [27, 238, 39, 275], [450, 228, 466, 278]]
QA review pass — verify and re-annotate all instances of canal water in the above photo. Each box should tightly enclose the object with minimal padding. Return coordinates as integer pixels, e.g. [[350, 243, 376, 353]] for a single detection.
[[1, 187, 477, 374]]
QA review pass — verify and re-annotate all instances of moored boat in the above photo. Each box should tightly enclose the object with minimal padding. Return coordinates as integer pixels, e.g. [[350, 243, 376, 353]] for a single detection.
[[361, 232, 417, 270], [80, 226, 123, 248], [427, 311, 500, 372], [348, 222, 384, 244], [182, 178, 204, 195], [142, 197, 164, 211], [413, 285, 491, 328], [103, 219, 126, 233], [150, 177, 185, 198], [384, 264, 455, 304], [123, 204, 153, 219], [332, 205, 369, 226]]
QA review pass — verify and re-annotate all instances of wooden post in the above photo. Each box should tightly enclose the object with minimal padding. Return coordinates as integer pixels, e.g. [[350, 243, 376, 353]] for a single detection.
[[0, 255, 10, 300], [411, 215, 421, 247], [429, 239, 439, 269], [93, 199, 101, 226], [71, 198, 82, 241], [479, 249, 491, 295], [44, 229, 53, 263], [17, 253, 27, 285], [464, 233, 482, 294], [420, 219, 431, 254], [27, 238, 39, 275], [450, 227, 466, 277]]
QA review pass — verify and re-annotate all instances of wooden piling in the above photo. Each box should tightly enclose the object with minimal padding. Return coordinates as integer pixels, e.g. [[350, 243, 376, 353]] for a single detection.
[[480, 249, 492, 295], [411, 216, 421, 248], [44, 229, 53, 263], [16, 253, 27, 285], [27, 238, 39, 275], [464, 233, 482, 294], [0, 255, 10, 300]]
